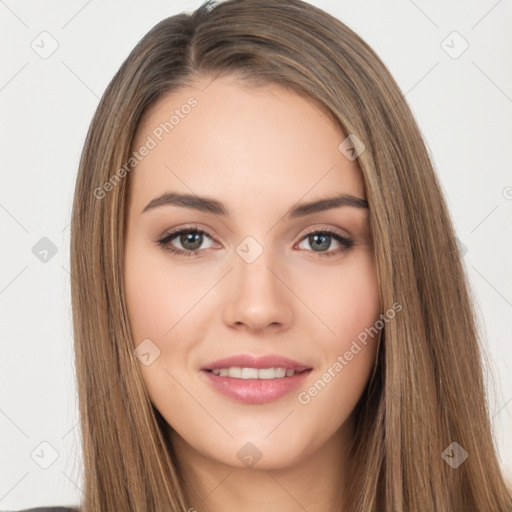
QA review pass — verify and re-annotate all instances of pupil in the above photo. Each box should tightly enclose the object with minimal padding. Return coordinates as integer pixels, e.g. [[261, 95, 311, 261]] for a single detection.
[[311, 234, 330, 251], [181, 232, 202, 250]]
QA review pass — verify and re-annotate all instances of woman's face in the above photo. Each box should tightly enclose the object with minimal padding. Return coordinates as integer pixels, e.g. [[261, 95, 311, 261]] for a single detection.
[[124, 76, 380, 471]]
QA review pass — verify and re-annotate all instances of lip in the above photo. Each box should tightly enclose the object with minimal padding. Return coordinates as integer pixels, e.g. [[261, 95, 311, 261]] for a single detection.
[[200, 368, 312, 404], [199, 353, 313, 404], [201, 354, 312, 372]]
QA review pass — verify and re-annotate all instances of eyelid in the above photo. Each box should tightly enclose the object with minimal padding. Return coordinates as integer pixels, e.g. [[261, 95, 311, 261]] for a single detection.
[[159, 223, 350, 243], [162, 223, 216, 241], [296, 223, 351, 240]]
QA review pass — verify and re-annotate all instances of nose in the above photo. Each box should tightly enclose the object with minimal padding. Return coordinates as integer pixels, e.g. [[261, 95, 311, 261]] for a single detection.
[[222, 246, 294, 333]]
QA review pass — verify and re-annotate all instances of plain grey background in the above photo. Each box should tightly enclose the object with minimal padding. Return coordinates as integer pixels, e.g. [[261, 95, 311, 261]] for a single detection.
[[1, 0, 511, 508]]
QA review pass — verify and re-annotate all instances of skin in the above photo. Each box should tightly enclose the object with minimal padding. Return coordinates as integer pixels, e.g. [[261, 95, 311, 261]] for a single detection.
[[124, 75, 380, 511]]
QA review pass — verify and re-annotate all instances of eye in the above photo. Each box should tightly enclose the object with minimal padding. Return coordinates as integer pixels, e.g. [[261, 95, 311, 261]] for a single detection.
[[296, 228, 354, 257], [156, 224, 216, 257], [156, 225, 354, 258]]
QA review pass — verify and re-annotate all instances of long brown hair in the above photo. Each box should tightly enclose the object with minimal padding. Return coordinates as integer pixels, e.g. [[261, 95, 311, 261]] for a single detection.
[[70, 0, 512, 510]]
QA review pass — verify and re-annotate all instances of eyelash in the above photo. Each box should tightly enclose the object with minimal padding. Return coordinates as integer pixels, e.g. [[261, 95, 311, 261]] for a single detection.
[[155, 224, 354, 258]]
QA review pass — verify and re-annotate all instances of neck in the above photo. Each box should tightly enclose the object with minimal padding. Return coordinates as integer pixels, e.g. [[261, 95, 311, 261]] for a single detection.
[[170, 417, 354, 512]]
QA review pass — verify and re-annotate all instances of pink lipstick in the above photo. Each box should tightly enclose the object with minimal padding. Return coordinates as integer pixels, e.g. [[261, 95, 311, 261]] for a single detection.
[[200, 354, 312, 404]]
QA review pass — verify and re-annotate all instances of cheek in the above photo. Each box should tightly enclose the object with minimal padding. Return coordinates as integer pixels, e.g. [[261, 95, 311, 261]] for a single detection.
[[124, 242, 203, 344], [306, 250, 380, 349], [123, 243, 200, 408], [298, 252, 380, 408], [334, 260, 380, 345], [123, 241, 220, 397]]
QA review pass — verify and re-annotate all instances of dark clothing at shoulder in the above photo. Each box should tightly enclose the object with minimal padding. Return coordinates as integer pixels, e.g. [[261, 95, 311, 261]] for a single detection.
[[7, 507, 80, 512]]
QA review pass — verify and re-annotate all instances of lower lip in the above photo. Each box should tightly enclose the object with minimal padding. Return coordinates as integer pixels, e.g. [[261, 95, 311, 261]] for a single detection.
[[201, 370, 312, 404]]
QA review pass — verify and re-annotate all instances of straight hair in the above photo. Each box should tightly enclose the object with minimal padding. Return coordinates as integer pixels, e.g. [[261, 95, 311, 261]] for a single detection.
[[70, 0, 512, 509]]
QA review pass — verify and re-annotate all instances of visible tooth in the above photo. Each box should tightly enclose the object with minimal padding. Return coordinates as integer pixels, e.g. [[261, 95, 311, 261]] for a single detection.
[[227, 367, 242, 378], [241, 367, 259, 379], [212, 367, 300, 379], [258, 368, 277, 379], [275, 367, 286, 378]]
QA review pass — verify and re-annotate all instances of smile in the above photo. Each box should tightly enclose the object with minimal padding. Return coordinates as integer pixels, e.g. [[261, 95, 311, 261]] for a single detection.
[[207, 367, 303, 379]]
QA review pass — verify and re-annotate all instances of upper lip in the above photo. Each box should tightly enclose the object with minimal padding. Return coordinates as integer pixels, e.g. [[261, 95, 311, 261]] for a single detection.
[[201, 354, 312, 372]]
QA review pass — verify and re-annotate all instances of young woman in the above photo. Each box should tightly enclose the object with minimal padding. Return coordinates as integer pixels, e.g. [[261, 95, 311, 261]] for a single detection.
[[56, 0, 512, 510]]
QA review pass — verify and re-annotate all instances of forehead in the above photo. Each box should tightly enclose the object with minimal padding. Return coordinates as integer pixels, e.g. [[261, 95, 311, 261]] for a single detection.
[[129, 76, 365, 215]]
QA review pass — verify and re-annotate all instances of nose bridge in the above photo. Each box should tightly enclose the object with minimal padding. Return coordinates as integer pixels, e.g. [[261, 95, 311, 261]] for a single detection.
[[222, 234, 293, 330], [234, 233, 280, 296]]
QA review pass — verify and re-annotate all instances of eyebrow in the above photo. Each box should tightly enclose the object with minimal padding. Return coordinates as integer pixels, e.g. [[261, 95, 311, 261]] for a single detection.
[[141, 191, 369, 218]]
